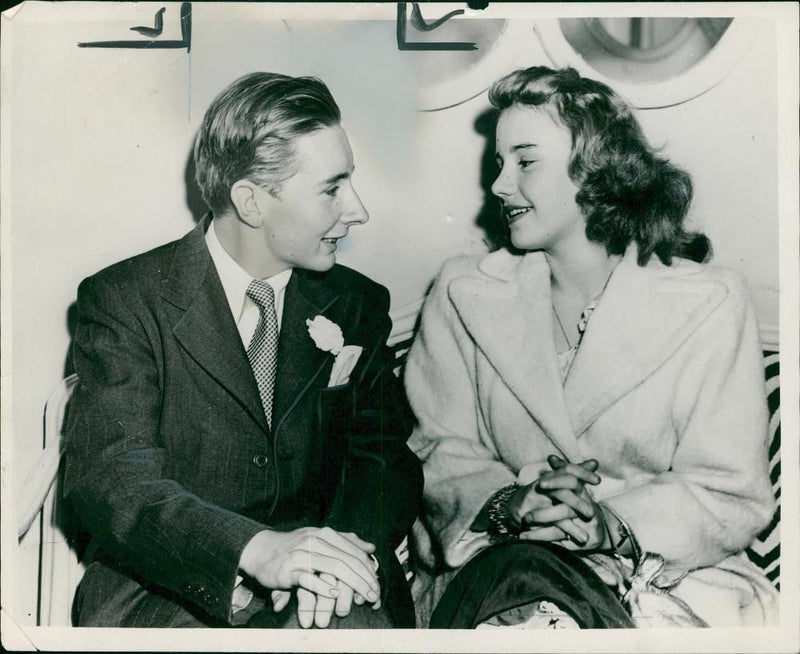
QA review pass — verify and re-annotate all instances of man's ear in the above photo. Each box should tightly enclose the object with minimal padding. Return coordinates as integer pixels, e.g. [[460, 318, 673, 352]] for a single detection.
[[230, 179, 268, 228]]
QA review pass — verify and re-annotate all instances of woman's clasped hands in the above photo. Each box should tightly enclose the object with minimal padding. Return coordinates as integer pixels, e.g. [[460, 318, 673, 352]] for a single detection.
[[508, 455, 611, 551]]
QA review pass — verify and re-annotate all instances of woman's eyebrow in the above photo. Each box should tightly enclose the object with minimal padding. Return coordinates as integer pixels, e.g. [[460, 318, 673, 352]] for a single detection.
[[510, 143, 537, 153]]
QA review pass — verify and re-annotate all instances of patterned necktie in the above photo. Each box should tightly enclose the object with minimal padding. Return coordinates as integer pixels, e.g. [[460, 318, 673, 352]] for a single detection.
[[245, 280, 279, 426]]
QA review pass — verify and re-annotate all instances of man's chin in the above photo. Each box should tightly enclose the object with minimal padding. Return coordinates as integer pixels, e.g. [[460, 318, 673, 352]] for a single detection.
[[302, 256, 336, 273]]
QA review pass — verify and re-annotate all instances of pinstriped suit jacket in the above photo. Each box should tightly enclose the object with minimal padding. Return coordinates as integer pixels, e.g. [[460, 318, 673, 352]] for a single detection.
[[63, 219, 422, 627]]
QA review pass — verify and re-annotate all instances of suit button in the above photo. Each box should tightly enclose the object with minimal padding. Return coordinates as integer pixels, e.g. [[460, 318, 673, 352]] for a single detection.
[[252, 453, 268, 468]]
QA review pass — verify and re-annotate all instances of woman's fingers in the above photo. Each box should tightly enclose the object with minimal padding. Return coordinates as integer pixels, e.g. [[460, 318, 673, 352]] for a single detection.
[[548, 455, 599, 473], [519, 525, 566, 541], [555, 519, 590, 546], [542, 462, 601, 486], [537, 484, 596, 520], [524, 503, 579, 525]]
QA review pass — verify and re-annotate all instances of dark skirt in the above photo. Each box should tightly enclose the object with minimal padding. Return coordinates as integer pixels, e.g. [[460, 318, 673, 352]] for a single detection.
[[429, 541, 634, 629]]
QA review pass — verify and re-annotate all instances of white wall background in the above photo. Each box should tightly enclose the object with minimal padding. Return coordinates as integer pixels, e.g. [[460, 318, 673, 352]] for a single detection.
[[1, 2, 785, 628]]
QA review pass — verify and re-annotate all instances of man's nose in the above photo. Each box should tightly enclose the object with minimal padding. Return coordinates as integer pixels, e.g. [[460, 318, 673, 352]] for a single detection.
[[342, 189, 369, 225]]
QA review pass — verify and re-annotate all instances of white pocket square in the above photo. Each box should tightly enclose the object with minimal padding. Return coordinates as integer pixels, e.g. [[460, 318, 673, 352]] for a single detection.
[[327, 345, 363, 387]]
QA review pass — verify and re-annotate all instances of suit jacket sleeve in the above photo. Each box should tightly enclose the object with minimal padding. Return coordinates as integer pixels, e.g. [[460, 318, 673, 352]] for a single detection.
[[322, 281, 423, 556], [63, 274, 267, 623]]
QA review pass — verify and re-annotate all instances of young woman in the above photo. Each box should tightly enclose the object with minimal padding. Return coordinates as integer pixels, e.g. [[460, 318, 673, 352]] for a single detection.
[[405, 66, 777, 628]]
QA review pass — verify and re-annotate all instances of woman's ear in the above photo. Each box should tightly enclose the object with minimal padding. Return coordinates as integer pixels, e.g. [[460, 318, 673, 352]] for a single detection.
[[230, 179, 265, 228]]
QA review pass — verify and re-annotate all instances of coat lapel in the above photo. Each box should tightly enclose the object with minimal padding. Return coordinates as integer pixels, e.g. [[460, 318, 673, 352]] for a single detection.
[[160, 220, 268, 432], [448, 250, 582, 462], [271, 270, 343, 435], [564, 248, 728, 436]]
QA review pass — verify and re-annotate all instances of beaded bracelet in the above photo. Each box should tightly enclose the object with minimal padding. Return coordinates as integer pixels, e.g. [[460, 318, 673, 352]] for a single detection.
[[487, 483, 522, 543]]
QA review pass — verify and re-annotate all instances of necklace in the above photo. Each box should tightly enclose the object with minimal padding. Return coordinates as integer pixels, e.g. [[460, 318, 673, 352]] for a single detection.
[[551, 256, 621, 352]]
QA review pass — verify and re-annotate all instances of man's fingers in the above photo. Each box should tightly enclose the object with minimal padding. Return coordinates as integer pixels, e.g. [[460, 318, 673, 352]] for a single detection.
[[337, 530, 377, 554], [296, 588, 317, 629], [333, 579, 354, 618], [314, 574, 337, 628], [295, 569, 339, 600], [271, 589, 291, 613], [299, 532, 379, 591], [291, 552, 378, 603], [315, 527, 376, 563]]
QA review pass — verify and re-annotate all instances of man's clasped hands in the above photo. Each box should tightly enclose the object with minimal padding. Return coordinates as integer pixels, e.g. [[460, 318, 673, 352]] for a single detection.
[[238, 526, 381, 628]]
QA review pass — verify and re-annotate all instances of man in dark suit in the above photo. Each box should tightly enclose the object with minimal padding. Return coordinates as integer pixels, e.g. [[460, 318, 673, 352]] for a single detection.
[[63, 72, 422, 629]]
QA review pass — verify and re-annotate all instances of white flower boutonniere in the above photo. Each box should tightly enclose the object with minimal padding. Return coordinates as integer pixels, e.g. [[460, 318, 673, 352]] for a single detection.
[[306, 315, 344, 356], [306, 315, 363, 387]]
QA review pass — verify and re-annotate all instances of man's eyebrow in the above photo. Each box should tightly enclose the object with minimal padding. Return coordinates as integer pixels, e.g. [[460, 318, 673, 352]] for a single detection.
[[321, 171, 351, 186]]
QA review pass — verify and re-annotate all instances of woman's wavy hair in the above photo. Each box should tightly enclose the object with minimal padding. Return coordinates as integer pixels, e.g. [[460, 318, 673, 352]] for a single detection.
[[488, 66, 711, 265], [194, 72, 341, 213]]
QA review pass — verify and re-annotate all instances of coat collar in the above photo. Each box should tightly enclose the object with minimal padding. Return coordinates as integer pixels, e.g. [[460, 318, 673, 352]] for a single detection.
[[159, 219, 345, 435], [271, 269, 344, 435], [448, 246, 727, 456]]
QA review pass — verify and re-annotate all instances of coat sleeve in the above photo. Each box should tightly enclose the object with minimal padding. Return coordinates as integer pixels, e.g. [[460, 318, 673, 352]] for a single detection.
[[322, 281, 423, 557], [602, 272, 776, 571], [63, 274, 267, 624], [404, 260, 519, 569]]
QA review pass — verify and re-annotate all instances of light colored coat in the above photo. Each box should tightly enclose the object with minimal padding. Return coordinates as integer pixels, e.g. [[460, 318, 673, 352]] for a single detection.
[[405, 246, 777, 626]]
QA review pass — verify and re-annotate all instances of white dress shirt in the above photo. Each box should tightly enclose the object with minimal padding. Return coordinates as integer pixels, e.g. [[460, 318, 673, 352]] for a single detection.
[[205, 220, 292, 346]]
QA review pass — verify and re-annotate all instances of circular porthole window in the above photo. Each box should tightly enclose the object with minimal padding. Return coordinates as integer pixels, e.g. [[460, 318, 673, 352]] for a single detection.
[[535, 17, 761, 108], [412, 19, 536, 111]]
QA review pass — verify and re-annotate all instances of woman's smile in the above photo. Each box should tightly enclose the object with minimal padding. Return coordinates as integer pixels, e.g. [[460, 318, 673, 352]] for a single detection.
[[504, 205, 533, 225]]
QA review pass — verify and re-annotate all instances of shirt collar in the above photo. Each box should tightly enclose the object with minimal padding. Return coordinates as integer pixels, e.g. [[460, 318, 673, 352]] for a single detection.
[[206, 220, 293, 322]]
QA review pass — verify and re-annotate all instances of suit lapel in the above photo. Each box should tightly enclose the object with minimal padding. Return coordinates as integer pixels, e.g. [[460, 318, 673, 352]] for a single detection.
[[271, 270, 343, 435], [564, 248, 728, 436], [160, 220, 268, 432], [449, 250, 582, 462]]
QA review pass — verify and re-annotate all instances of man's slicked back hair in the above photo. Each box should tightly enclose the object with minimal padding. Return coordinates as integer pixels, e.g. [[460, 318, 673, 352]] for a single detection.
[[194, 72, 341, 213]]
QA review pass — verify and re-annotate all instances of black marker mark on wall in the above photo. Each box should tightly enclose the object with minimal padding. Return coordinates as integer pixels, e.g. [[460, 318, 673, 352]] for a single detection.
[[130, 7, 166, 38], [397, 2, 477, 51], [78, 3, 191, 52]]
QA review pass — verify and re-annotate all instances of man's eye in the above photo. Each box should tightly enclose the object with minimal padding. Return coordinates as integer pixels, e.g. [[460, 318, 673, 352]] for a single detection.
[[325, 186, 339, 197]]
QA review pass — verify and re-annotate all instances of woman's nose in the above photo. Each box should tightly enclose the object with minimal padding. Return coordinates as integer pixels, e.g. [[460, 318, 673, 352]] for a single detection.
[[491, 168, 514, 198]]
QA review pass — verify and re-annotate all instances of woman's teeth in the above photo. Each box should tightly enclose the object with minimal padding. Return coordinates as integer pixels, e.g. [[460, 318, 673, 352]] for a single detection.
[[506, 207, 531, 223]]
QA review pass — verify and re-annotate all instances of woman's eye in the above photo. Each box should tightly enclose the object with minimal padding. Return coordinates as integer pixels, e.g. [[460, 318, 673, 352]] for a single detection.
[[520, 159, 536, 170]]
